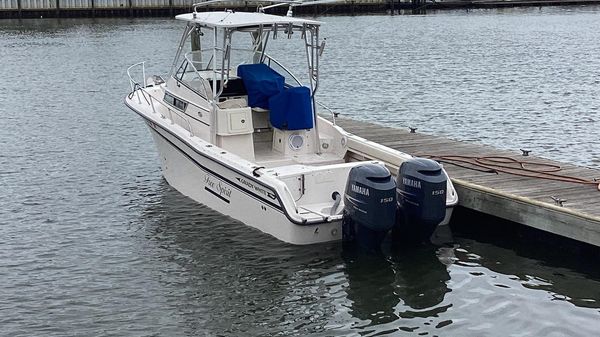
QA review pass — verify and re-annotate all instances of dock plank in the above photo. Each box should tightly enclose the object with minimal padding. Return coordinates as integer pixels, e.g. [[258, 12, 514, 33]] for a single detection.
[[335, 117, 600, 246]]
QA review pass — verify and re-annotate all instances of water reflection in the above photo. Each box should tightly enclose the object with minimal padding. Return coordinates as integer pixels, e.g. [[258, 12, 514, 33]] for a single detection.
[[139, 181, 345, 335], [453, 239, 600, 310], [139, 181, 459, 335], [342, 252, 398, 325], [451, 208, 600, 310], [340, 245, 452, 333], [391, 246, 452, 313], [0, 17, 152, 33], [136, 181, 600, 336]]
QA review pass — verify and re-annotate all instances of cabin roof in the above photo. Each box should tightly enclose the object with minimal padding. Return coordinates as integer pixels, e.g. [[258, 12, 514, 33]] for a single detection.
[[176, 11, 321, 29]]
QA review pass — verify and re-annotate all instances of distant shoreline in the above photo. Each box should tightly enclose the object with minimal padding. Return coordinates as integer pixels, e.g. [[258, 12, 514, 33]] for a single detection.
[[1, 0, 599, 19]]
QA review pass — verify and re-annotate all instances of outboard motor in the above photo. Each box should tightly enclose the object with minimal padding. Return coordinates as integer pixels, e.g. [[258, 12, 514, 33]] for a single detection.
[[394, 158, 447, 243], [343, 163, 396, 251]]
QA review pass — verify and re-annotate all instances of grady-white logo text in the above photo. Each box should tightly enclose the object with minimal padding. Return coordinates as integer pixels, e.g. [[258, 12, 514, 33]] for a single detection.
[[351, 184, 369, 196], [236, 177, 277, 200]]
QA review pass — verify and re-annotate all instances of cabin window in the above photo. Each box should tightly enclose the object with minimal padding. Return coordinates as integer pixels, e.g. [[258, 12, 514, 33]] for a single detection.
[[164, 92, 188, 111]]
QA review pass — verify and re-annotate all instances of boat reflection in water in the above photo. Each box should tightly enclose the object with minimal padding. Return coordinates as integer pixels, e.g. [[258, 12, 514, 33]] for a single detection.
[[341, 244, 452, 329], [137, 180, 600, 335], [137, 180, 453, 333]]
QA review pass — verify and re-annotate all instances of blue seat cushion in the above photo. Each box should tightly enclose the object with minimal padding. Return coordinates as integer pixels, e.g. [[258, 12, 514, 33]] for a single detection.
[[268, 86, 314, 130], [237, 63, 285, 109]]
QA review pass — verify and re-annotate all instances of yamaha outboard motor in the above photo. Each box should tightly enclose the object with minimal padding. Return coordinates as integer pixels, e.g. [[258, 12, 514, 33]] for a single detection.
[[394, 158, 447, 243], [343, 163, 396, 251]]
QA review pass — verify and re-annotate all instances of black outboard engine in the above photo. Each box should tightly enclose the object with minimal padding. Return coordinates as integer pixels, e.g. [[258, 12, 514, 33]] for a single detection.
[[394, 158, 447, 243], [343, 163, 396, 251]]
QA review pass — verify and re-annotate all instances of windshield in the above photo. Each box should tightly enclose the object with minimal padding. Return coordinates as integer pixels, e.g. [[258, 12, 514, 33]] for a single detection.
[[171, 22, 320, 100]]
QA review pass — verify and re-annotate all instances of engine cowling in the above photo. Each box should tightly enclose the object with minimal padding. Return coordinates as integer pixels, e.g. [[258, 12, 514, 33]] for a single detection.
[[342, 163, 396, 250], [395, 158, 447, 242]]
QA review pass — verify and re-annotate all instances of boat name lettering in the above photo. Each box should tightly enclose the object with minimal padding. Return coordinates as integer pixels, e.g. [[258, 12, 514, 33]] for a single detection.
[[205, 175, 232, 198], [351, 184, 369, 196], [402, 177, 422, 189], [236, 177, 277, 200]]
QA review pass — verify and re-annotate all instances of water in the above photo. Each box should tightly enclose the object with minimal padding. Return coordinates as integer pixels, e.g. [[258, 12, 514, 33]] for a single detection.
[[1, 6, 600, 336]]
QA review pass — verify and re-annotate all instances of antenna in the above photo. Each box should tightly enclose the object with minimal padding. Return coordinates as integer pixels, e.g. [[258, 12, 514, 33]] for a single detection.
[[192, 0, 229, 13], [259, 0, 341, 17], [191, 0, 341, 17]]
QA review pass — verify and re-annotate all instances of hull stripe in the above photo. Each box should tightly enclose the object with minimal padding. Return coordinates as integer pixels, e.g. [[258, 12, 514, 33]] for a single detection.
[[150, 124, 282, 210], [204, 187, 231, 204]]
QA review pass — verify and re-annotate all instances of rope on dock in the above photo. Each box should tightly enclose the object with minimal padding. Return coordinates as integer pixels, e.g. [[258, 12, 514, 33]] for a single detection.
[[426, 155, 600, 190]]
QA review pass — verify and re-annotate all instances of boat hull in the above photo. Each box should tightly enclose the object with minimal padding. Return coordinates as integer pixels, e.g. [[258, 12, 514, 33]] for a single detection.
[[128, 101, 454, 245], [146, 122, 343, 245]]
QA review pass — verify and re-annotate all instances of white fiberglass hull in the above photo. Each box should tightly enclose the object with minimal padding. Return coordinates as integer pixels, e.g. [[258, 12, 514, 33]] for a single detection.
[[146, 123, 342, 245]]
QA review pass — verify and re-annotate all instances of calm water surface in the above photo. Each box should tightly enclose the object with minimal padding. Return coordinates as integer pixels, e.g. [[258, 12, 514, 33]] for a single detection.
[[1, 6, 600, 336]]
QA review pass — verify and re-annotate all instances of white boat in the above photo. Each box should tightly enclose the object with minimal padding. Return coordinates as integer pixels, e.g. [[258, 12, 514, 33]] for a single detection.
[[125, 4, 458, 246]]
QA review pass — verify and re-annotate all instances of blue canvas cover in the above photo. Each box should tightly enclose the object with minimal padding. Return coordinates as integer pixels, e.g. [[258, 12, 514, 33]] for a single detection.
[[237, 63, 285, 109], [268, 86, 314, 130]]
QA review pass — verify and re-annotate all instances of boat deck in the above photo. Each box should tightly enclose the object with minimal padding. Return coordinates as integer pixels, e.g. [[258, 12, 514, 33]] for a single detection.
[[335, 117, 600, 247]]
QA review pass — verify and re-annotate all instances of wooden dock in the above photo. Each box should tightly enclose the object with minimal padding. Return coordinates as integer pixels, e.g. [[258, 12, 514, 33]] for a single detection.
[[335, 117, 600, 247]]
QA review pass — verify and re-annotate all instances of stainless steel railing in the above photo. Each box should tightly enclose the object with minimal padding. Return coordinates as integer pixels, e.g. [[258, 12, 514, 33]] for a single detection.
[[127, 61, 194, 137], [263, 54, 340, 124]]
